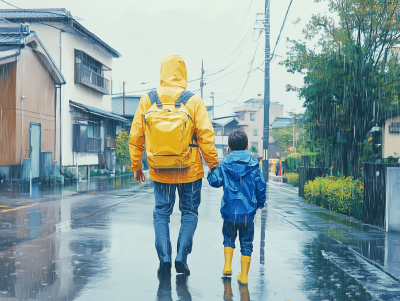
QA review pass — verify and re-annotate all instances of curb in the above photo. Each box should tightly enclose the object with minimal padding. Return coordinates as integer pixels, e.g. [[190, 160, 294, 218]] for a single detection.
[[294, 195, 400, 282]]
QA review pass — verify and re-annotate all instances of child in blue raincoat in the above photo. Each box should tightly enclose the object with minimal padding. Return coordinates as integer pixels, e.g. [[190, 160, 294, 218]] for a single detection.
[[208, 129, 266, 285]]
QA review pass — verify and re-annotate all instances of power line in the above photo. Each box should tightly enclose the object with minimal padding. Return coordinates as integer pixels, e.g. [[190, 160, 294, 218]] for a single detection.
[[0, 1, 82, 19], [205, 50, 244, 77], [111, 78, 202, 96], [206, 0, 255, 63], [270, 0, 293, 62], [214, 0, 293, 107], [229, 31, 262, 103], [0, 16, 14, 23], [212, 32, 262, 108], [207, 18, 256, 71], [0, 0, 19, 9]]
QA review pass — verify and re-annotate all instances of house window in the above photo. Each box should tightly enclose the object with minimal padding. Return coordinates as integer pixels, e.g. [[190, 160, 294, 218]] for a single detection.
[[250, 113, 255, 121], [75, 51, 103, 75], [75, 50, 110, 94], [87, 122, 100, 138], [240, 113, 245, 121], [253, 129, 258, 136], [389, 122, 400, 134], [116, 125, 122, 135]]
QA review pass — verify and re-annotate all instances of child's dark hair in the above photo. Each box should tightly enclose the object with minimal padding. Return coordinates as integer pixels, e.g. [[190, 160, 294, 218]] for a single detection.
[[228, 129, 248, 151]]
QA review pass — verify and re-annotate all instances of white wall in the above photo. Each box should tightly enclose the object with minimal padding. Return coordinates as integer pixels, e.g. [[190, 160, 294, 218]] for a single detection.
[[28, 22, 115, 167], [233, 103, 283, 156]]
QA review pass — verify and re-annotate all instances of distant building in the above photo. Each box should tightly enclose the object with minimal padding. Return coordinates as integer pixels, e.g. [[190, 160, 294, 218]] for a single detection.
[[233, 97, 283, 156], [212, 116, 239, 160], [271, 117, 293, 129], [0, 24, 66, 180], [381, 109, 400, 159], [112, 95, 141, 129]]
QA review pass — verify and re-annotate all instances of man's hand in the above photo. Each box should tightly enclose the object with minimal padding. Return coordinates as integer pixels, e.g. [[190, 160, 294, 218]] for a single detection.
[[134, 169, 145, 183]]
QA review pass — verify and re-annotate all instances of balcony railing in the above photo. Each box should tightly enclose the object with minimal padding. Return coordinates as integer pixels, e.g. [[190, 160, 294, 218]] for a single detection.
[[75, 63, 110, 95]]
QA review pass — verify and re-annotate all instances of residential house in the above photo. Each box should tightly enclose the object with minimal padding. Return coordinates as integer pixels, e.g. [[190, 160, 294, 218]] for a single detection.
[[212, 116, 239, 160], [0, 24, 65, 180], [111, 95, 141, 130], [271, 117, 293, 129], [0, 8, 126, 177], [233, 97, 283, 156], [381, 110, 400, 159]]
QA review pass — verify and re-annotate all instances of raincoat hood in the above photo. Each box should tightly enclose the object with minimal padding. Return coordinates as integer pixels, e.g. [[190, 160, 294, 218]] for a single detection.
[[223, 151, 259, 180], [160, 54, 187, 89]]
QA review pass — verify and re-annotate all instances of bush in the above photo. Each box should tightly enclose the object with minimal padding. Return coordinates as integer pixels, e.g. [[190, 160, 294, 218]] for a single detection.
[[90, 170, 100, 177], [62, 169, 77, 182], [284, 157, 298, 173], [304, 176, 363, 219], [284, 173, 299, 186]]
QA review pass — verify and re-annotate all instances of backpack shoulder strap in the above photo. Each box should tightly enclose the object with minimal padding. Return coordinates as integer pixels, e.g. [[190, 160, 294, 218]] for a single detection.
[[148, 90, 163, 109], [175, 90, 195, 108]]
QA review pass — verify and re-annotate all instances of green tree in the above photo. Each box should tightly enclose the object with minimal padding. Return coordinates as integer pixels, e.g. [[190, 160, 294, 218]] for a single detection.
[[116, 128, 130, 169], [250, 145, 258, 154], [281, 0, 400, 177], [271, 121, 306, 157]]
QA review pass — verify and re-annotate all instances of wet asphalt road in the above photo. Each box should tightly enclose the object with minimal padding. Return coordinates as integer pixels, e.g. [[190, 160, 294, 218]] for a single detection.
[[1, 176, 400, 300]]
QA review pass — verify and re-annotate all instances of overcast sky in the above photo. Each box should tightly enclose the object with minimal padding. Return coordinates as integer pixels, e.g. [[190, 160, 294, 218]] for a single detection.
[[1, 0, 329, 117]]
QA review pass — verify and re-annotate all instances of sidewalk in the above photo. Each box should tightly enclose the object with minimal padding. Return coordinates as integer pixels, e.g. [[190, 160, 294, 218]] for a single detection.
[[270, 180, 400, 283]]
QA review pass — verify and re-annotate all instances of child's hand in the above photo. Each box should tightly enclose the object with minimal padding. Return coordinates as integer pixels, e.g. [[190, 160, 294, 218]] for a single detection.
[[208, 168, 212, 173]]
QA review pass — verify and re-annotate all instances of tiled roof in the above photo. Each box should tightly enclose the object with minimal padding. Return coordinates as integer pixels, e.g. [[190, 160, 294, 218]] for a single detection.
[[0, 8, 121, 58], [212, 116, 238, 127], [69, 100, 129, 123], [112, 96, 141, 117], [0, 8, 69, 19], [0, 29, 65, 84], [271, 117, 293, 128]]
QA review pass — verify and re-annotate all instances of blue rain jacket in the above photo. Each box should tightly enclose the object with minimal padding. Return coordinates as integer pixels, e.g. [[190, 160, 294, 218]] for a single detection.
[[207, 150, 266, 222]]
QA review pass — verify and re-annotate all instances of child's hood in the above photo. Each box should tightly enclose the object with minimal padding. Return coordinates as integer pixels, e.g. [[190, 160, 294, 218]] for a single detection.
[[222, 150, 259, 180]]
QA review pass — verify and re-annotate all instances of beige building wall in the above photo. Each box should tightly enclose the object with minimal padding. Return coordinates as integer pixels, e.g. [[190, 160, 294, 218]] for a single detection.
[[0, 62, 17, 166], [15, 48, 56, 163], [382, 115, 400, 158], [233, 101, 283, 156], [0, 47, 56, 166]]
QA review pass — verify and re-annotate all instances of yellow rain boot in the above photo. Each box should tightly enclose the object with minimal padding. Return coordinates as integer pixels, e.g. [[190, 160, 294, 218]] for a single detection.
[[237, 255, 251, 285], [223, 247, 234, 276]]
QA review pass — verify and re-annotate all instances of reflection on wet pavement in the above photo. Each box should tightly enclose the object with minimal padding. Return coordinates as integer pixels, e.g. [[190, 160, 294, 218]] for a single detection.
[[0, 176, 399, 300]]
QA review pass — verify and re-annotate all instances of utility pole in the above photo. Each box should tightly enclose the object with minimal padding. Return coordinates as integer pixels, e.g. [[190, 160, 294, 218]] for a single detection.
[[257, 0, 270, 182], [293, 118, 295, 151], [210, 92, 215, 120], [123, 81, 125, 116], [200, 59, 204, 99]]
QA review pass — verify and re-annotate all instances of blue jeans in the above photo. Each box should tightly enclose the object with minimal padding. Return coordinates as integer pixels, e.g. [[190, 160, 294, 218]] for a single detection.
[[153, 179, 202, 264], [222, 220, 254, 256]]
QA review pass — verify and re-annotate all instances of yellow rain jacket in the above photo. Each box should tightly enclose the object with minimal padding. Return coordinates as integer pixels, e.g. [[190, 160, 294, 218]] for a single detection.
[[129, 54, 219, 183]]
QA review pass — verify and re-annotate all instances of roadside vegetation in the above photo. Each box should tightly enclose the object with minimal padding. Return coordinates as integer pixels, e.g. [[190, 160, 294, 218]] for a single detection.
[[283, 173, 299, 187], [304, 176, 364, 219]]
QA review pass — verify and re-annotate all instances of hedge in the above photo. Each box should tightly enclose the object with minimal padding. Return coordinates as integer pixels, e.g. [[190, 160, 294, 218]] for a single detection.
[[284, 173, 299, 186], [304, 176, 363, 220]]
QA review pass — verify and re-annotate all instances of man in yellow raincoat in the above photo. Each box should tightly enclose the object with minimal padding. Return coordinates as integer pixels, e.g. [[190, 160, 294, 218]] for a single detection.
[[129, 54, 219, 275]]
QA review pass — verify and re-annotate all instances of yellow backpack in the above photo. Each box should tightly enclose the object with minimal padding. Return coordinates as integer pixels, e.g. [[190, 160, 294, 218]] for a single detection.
[[144, 90, 197, 170]]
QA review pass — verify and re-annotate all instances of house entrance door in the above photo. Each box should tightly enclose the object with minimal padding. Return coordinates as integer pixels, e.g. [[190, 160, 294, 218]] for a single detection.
[[30, 123, 41, 178]]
